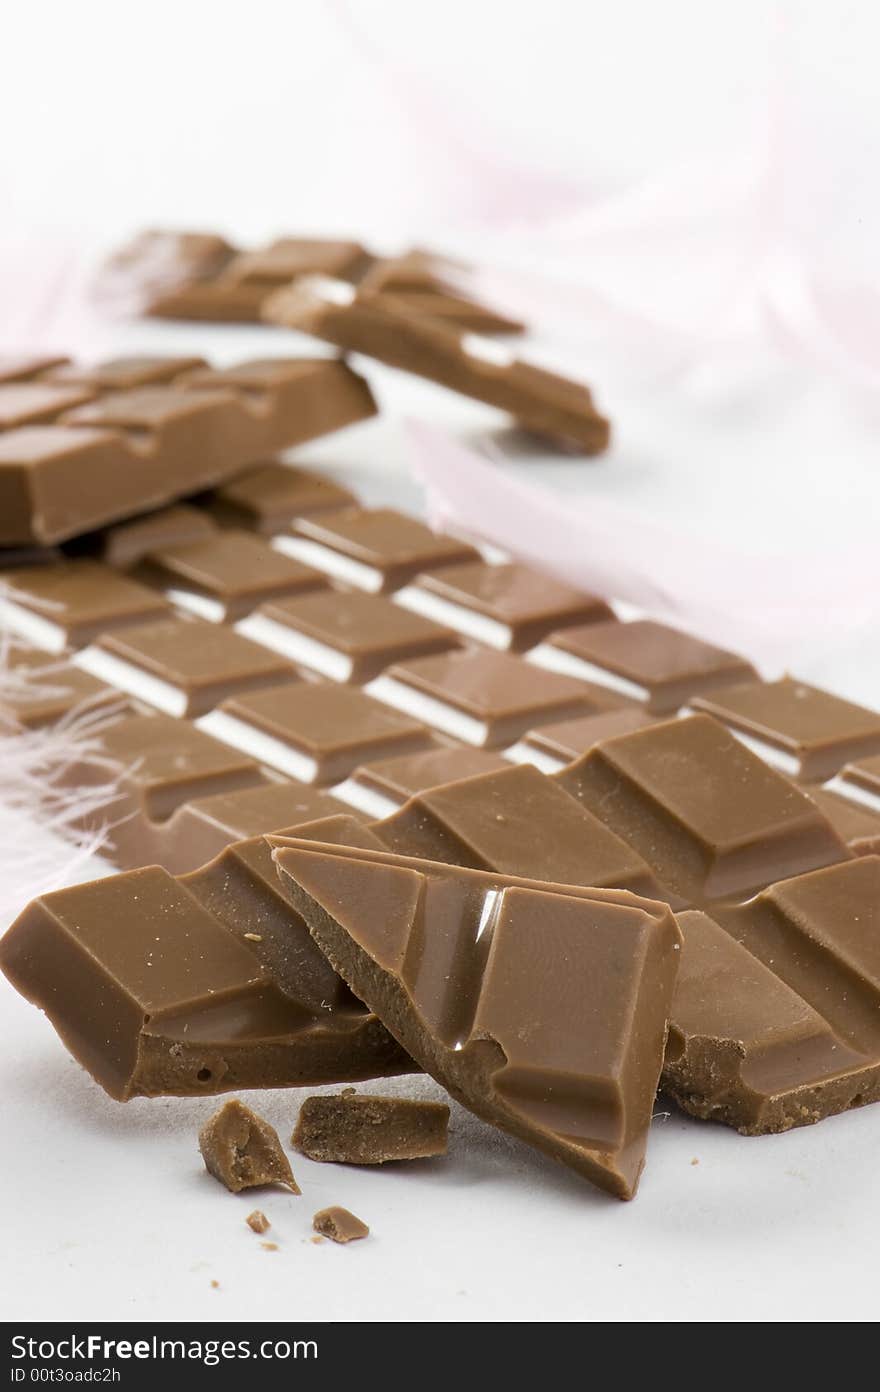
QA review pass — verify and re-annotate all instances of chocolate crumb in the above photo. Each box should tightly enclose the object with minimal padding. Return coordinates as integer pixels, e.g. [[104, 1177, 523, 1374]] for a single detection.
[[243, 932, 263, 942], [246, 1210, 270, 1233], [691, 1157, 700, 1166], [260, 1241, 279, 1252], [210, 1280, 220, 1289], [310, 1235, 325, 1245], [199, 1099, 300, 1194], [313, 1205, 369, 1244]]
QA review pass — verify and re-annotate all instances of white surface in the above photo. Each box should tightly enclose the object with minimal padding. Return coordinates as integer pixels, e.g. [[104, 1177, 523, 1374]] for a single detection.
[[3, 0, 880, 1322]]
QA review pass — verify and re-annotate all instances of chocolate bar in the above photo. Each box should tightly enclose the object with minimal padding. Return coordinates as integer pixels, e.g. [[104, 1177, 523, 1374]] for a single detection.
[[557, 714, 850, 903], [0, 356, 376, 546], [75, 615, 300, 717], [365, 648, 600, 747], [333, 746, 507, 819], [199, 1100, 300, 1193], [272, 838, 681, 1198], [264, 277, 609, 451], [275, 507, 479, 593], [529, 619, 757, 714], [0, 559, 171, 652], [199, 680, 434, 784], [505, 708, 656, 773], [293, 1091, 449, 1164], [394, 560, 614, 652], [0, 822, 413, 1100], [236, 589, 461, 683], [135, 529, 329, 621], [688, 676, 880, 781], [197, 462, 357, 534]]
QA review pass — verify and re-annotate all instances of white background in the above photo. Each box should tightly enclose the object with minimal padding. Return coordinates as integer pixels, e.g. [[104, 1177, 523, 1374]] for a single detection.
[[2, 0, 880, 1324]]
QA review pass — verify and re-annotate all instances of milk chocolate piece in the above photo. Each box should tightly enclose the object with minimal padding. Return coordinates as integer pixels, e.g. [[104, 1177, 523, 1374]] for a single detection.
[[360, 249, 524, 334], [199, 462, 357, 534], [531, 619, 756, 713], [0, 647, 129, 731], [137, 530, 328, 621], [246, 1210, 270, 1233], [95, 230, 235, 309], [827, 752, 880, 813], [367, 648, 597, 748], [507, 708, 656, 773], [199, 1101, 300, 1193], [49, 356, 206, 389], [84, 504, 217, 568], [664, 908, 880, 1133], [809, 786, 880, 855], [165, 781, 353, 875], [294, 1091, 449, 1164], [558, 714, 850, 902], [376, 763, 662, 899], [0, 383, 96, 428], [0, 826, 412, 1098], [396, 561, 614, 652], [335, 746, 507, 819], [273, 839, 682, 1198], [278, 507, 479, 593], [312, 1207, 369, 1243], [0, 356, 377, 546], [264, 278, 609, 452], [0, 559, 170, 652], [690, 676, 880, 781], [238, 589, 460, 683], [78, 616, 299, 717], [201, 681, 432, 785]]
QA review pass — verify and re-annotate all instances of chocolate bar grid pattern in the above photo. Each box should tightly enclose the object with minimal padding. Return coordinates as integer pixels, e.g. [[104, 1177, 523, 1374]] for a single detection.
[[0, 354, 376, 546], [5, 452, 880, 1136]]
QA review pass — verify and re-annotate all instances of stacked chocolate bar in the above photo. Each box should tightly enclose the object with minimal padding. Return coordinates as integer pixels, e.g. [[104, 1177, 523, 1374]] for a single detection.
[[3, 353, 880, 1200]]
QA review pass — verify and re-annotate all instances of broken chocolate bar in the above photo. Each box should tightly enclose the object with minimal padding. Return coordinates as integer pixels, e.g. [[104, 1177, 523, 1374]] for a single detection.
[[293, 1090, 449, 1164], [264, 277, 609, 451], [366, 648, 598, 747], [689, 676, 880, 781], [530, 619, 756, 714], [200, 680, 433, 785], [136, 530, 328, 622], [557, 714, 850, 902], [76, 615, 300, 717], [0, 559, 170, 652], [0, 356, 376, 546], [312, 1206, 369, 1243], [0, 823, 413, 1099], [237, 588, 460, 683], [275, 507, 479, 593], [199, 1100, 300, 1193], [272, 838, 681, 1198], [396, 560, 613, 652], [198, 462, 357, 534]]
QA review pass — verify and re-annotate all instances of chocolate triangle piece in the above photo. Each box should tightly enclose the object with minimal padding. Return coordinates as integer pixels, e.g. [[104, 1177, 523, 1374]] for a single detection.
[[271, 839, 681, 1199], [199, 1099, 300, 1193]]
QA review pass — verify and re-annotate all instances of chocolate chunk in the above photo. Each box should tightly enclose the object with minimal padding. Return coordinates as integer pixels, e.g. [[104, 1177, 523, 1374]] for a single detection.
[[272, 838, 682, 1198], [293, 1091, 449, 1164], [664, 908, 880, 1133], [95, 231, 235, 309], [77, 615, 300, 717], [165, 781, 353, 875], [264, 278, 609, 452], [137, 530, 328, 622], [507, 708, 656, 773], [827, 752, 880, 813], [238, 589, 460, 683], [376, 763, 662, 899], [0, 559, 170, 652], [277, 507, 479, 593], [367, 648, 597, 748], [690, 676, 880, 781], [808, 786, 880, 856], [199, 462, 357, 534], [0, 383, 96, 428], [199, 1100, 300, 1193], [48, 356, 206, 389], [557, 714, 849, 902], [201, 681, 433, 785], [0, 356, 376, 546], [0, 832, 412, 1098], [85, 503, 217, 568], [531, 619, 756, 713], [246, 1210, 271, 1233], [312, 1206, 369, 1243], [335, 746, 508, 819], [396, 560, 613, 652]]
